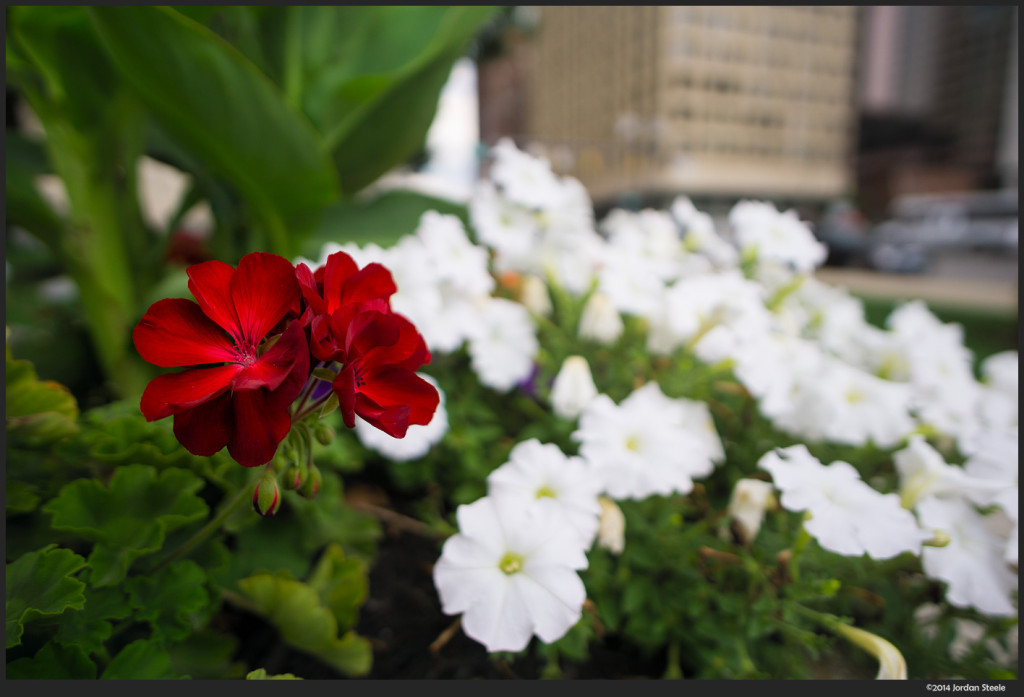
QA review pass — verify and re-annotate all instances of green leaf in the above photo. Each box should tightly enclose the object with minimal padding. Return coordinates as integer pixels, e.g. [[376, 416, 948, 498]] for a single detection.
[[236, 573, 372, 676], [100, 638, 178, 680], [322, 6, 499, 194], [52, 586, 132, 657], [306, 544, 369, 632], [7, 641, 97, 679], [246, 668, 303, 680], [6, 481, 42, 515], [168, 629, 247, 680], [125, 560, 212, 643], [88, 6, 340, 253], [42, 465, 208, 587], [6, 545, 87, 648], [301, 189, 470, 257], [6, 342, 79, 447]]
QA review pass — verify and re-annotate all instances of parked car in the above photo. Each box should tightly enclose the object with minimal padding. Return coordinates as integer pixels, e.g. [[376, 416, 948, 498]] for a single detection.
[[867, 190, 1018, 273]]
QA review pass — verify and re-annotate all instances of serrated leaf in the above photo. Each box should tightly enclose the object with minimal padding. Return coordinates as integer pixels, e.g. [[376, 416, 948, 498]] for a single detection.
[[236, 573, 372, 676], [42, 465, 208, 587], [6, 343, 79, 447], [7, 641, 97, 679], [306, 544, 369, 632], [52, 586, 132, 656], [100, 638, 178, 680], [125, 560, 211, 643], [288, 473, 381, 562], [6, 545, 87, 648], [246, 668, 303, 680]]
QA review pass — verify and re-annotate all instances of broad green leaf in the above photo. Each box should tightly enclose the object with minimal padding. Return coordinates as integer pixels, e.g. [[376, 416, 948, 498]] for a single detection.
[[42, 465, 208, 587], [168, 629, 247, 680], [8, 6, 122, 132], [236, 573, 372, 676], [301, 189, 470, 258], [7, 641, 97, 679], [100, 638, 178, 680], [53, 586, 132, 656], [125, 560, 212, 643], [287, 473, 381, 562], [88, 6, 340, 253], [6, 545, 87, 648], [324, 6, 499, 194], [246, 668, 303, 680], [6, 481, 42, 515], [306, 544, 369, 632]]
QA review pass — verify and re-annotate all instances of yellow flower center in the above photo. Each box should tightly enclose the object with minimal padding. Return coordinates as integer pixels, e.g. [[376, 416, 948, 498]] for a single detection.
[[498, 551, 524, 575]]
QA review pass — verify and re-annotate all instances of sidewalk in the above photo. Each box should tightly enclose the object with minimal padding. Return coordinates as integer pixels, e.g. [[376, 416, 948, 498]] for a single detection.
[[815, 267, 1018, 313]]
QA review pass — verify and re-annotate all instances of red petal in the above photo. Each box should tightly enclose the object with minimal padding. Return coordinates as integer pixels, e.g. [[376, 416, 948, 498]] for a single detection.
[[355, 394, 411, 438], [322, 252, 358, 315], [359, 366, 439, 427], [340, 263, 397, 308], [187, 260, 242, 342], [233, 321, 309, 392], [296, 262, 326, 317], [333, 364, 358, 429], [363, 313, 429, 369], [139, 364, 242, 421], [309, 314, 344, 362], [134, 298, 240, 368], [228, 389, 293, 467], [340, 308, 400, 358], [231, 253, 300, 347], [172, 392, 233, 457]]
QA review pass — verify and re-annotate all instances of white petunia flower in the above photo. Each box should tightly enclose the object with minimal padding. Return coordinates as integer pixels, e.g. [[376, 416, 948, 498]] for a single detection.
[[578, 291, 624, 345], [758, 445, 929, 560], [433, 495, 589, 653], [596, 496, 626, 554], [355, 374, 449, 462], [573, 381, 721, 500], [671, 196, 739, 269], [549, 355, 599, 420], [894, 435, 1004, 510], [490, 138, 563, 210], [486, 439, 602, 548], [466, 297, 539, 392], [519, 274, 553, 317], [727, 478, 776, 545], [728, 200, 827, 274], [915, 496, 1018, 617]]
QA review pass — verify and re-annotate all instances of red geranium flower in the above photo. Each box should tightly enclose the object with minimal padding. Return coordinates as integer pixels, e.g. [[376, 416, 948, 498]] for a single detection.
[[295, 251, 397, 361], [329, 305, 439, 438], [133, 252, 309, 467]]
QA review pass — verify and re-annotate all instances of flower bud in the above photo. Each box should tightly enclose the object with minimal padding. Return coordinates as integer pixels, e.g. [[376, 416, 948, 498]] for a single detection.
[[596, 496, 625, 554], [300, 464, 322, 500], [578, 292, 623, 345], [834, 623, 907, 680], [550, 355, 599, 420], [314, 422, 335, 446], [252, 471, 282, 517], [519, 274, 553, 317], [284, 463, 306, 491], [727, 478, 775, 545]]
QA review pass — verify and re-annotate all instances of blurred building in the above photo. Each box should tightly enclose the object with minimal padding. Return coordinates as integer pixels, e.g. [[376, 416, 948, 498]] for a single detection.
[[479, 6, 860, 212], [855, 6, 1018, 219]]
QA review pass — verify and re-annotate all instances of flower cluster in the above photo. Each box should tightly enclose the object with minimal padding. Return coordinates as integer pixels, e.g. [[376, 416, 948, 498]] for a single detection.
[[133, 250, 440, 489], [304, 140, 1018, 663]]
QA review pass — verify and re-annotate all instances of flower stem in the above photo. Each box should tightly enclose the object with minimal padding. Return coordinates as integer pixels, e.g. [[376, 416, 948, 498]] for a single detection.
[[150, 479, 253, 574]]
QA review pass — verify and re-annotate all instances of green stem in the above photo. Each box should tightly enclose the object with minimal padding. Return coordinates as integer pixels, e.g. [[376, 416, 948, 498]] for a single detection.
[[150, 481, 253, 574], [789, 517, 813, 585]]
